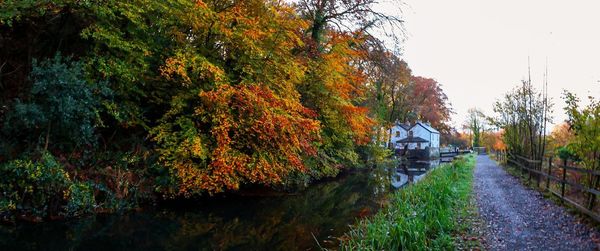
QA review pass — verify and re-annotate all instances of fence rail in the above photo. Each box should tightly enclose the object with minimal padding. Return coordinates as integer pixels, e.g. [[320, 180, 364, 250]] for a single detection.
[[495, 151, 600, 223]]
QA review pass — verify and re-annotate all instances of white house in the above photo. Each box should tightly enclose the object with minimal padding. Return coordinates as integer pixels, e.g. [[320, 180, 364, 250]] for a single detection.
[[408, 121, 440, 150], [389, 121, 441, 159], [388, 121, 411, 149]]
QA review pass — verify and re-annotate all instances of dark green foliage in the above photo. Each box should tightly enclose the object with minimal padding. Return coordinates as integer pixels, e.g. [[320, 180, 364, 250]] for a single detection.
[[0, 152, 123, 219], [557, 145, 581, 162], [65, 181, 95, 216], [0, 152, 70, 218], [2, 54, 110, 152]]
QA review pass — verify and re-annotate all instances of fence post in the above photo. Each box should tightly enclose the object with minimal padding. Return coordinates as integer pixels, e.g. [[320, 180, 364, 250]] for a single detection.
[[546, 156, 552, 190], [587, 173, 599, 210], [561, 159, 567, 199], [521, 158, 525, 178], [528, 159, 532, 183], [538, 159, 542, 187]]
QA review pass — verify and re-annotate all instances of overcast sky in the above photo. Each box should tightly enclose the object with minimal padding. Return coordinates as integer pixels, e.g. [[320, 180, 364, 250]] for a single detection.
[[398, 0, 600, 130]]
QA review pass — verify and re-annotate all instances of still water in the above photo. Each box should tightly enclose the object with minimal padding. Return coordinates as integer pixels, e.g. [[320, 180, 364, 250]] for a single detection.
[[0, 160, 439, 251]]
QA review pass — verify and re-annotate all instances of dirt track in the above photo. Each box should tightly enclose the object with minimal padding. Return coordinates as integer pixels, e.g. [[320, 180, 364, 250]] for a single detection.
[[474, 155, 599, 250]]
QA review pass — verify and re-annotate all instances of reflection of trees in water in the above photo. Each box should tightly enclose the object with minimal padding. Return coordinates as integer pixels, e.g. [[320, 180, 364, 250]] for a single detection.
[[0, 168, 413, 250], [157, 172, 389, 250]]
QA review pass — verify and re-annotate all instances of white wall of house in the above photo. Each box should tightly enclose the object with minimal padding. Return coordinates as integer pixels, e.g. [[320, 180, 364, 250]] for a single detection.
[[409, 122, 440, 150], [430, 133, 440, 148], [389, 124, 408, 149], [388, 121, 441, 150]]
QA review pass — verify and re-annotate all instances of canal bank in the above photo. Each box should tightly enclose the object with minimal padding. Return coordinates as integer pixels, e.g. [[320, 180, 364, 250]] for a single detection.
[[342, 154, 481, 250], [0, 159, 444, 250]]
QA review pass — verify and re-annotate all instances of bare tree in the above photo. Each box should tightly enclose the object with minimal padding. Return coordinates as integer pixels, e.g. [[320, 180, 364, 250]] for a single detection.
[[294, 0, 405, 50]]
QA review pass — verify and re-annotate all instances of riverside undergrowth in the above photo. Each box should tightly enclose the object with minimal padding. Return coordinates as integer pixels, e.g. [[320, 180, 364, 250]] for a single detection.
[[342, 154, 476, 250]]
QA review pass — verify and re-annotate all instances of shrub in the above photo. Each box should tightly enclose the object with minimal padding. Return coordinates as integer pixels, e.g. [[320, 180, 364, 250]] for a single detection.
[[2, 53, 110, 153], [0, 152, 71, 217], [65, 182, 96, 216], [557, 145, 580, 162], [0, 152, 98, 219]]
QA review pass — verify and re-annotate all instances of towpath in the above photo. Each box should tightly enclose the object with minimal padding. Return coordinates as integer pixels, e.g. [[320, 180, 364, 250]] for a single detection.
[[474, 155, 599, 250]]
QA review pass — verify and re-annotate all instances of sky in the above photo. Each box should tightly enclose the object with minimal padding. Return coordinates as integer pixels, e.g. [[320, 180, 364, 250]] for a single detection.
[[396, 0, 600, 130]]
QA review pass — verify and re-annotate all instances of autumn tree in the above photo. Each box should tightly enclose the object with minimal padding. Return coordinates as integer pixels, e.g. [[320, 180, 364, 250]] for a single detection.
[[407, 76, 453, 133], [295, 0, 404, 51], [361, 45, 411, 145], [441, 129, 469, 149], [563, 91, 600, 169], [294, 0, 405, 166], [150, 0, 333, 195], [548, 122, 575, 152], [480, 130, 506, 152], [0, 0, 429, 205], [491, 79, 552, 160], [464, 108, 486, 148], [563, 91, 600, 208]]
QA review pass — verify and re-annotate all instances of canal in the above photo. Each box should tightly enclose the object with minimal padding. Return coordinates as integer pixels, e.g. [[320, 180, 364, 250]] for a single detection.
[[0, 160, 440, 250]]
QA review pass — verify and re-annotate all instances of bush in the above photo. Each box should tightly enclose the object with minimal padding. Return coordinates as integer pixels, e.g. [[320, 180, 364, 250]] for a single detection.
[[557, 145, 581, 162], [0, 152, 98, 219], [65, 182, 96, 216], [0, 152, 71, 218], [2, 53, 110, 153]]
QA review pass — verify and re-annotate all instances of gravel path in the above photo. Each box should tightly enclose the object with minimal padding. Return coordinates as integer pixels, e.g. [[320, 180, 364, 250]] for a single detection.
[[474, 155, 600, 251]]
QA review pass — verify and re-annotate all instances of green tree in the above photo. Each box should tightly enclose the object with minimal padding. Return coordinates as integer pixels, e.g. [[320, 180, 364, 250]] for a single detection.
[[491, 80, 551, 159], [2, 54, 109, 154], [464, 108, 485, 148], [563, 91, 600, 209]]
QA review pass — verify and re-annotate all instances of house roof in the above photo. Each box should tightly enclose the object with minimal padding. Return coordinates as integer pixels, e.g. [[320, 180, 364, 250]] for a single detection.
[[410, 121, 440, 134], [396, 136, 429, 143], [394, 122, 411, 131]]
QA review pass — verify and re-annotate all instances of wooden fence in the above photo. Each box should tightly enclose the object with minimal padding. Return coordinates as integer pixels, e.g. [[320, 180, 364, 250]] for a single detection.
[[495, 151, 600, 222], [440, 149, 471, 162]]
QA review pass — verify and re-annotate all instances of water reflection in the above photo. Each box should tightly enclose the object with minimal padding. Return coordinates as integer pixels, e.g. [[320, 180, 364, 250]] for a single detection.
[[0, 160, 440, 251], [391, 159, 440, 189]]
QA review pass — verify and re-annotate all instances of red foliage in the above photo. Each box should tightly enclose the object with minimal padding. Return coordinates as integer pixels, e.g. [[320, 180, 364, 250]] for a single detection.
[[408, 76, 452, 133], [170, 84, 321, 195]]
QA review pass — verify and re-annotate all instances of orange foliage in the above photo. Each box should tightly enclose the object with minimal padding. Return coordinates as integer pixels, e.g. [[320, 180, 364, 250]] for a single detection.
[[313, 32, 374, 145], [341, 105, 374, 144], [481, 130, 506, 151], [549, 122, 575, 150], [160, 84, 320, 196]]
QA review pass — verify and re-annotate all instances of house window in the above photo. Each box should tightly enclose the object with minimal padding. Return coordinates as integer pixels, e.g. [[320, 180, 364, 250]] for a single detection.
[[417, 142, 421, 149], [395, 131, 400, 137], [409, 131, 413, 137]]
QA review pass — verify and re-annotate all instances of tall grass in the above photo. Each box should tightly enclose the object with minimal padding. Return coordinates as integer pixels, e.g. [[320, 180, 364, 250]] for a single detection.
[[342, 155, 476, 250]]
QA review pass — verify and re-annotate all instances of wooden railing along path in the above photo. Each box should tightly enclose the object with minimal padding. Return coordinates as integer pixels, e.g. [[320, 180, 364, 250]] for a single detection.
[[495, 151, 600, 222], [439, 149, 470, 162]]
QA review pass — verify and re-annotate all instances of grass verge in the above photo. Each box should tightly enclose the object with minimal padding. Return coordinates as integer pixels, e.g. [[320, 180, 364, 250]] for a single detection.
[[341, 154, 479, 250]]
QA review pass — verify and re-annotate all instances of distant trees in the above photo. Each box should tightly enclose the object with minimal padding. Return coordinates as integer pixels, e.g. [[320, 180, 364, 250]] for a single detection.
[[491, 79, 552, 160], [464, 108, 486, 148], [406, 76, 452, 133], [441, 129, 470, 149], [363, 55, 453, 147]]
